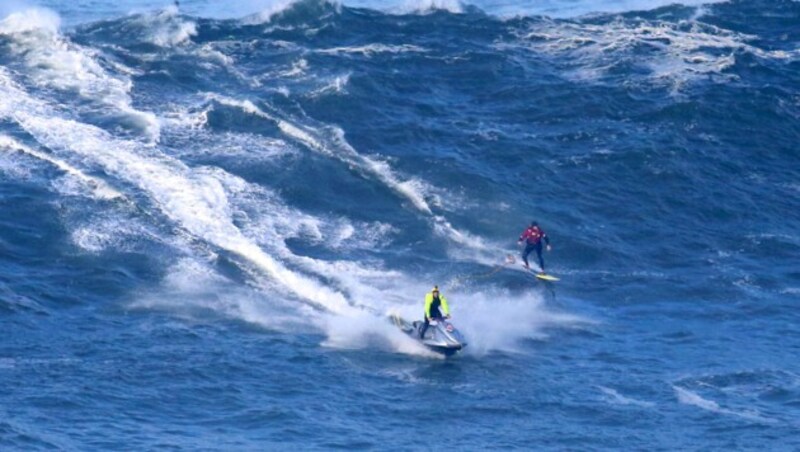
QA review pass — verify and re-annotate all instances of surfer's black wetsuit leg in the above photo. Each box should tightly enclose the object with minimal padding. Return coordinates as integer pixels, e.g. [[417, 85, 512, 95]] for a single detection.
[[419, 317, 429, 338], [534, 242, 544, 271], [522, 243, 536, 267]]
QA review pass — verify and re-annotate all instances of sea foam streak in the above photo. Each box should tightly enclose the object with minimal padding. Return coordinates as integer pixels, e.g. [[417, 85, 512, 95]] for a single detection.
[[0, 135, 123, 200], [673, 386, 777, 424], [205, 94, 435, 214], [204, 94, 507, 266], [0, 69, 354, 315]]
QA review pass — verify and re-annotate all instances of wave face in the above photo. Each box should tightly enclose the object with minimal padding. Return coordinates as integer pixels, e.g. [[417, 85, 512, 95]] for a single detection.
[[2, 0, 800, 449]]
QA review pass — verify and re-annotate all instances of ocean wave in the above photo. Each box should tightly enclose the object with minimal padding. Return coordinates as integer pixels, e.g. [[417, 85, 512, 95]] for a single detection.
[[203, 93, 437, 215], [243, 0, 342, 25], [485, 0, 728, 19], [0, 71, 356, 315], [77, 5, 197, 48], [0, 282, 47, 314], [390, 0, 465, 15], [241, 0, 725, 22], [1, 68, 457, 325], [499, 12, 799, 91], [136, 6, 197, 47], [22, 0, 742, 27], [195, 95, 509, 263], [0, 7, 60, 34], [0, 8, 160, 141], [502, 17, 739, 89], [130, 257, 310, 332]]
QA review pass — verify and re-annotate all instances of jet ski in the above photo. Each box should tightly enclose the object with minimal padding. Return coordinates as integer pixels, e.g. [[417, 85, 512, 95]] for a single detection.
[[390, 314, 467, 356]]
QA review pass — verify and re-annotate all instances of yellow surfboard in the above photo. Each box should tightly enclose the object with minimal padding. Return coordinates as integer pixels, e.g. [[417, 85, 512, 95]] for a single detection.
[[522, 266, 560, 281]]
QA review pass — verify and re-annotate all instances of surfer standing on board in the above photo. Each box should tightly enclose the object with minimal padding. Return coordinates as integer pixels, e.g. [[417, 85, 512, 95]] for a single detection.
[[518, 221, 552, 273]]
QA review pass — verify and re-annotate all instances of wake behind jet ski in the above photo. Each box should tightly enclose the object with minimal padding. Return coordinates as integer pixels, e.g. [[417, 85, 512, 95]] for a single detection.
[[390, 285, 467, 356]]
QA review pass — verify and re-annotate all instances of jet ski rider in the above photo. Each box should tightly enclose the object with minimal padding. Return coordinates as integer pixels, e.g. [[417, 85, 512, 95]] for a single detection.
[[419, 286, 450, 339]]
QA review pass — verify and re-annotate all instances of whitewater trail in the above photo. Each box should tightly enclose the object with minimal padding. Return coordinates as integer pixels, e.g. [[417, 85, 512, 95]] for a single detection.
[[0, 69, 358, 315], [204, 94, 508, 268], [0, 65, 453, 331]]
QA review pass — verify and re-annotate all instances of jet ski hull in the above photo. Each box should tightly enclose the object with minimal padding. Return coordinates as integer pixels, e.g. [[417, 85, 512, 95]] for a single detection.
[[426, 344, 462, 356], [390, 314, 467, 356]]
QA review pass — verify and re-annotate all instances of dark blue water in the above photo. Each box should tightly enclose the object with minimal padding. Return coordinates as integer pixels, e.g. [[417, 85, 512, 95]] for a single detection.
[[1, 0, 799, 449]]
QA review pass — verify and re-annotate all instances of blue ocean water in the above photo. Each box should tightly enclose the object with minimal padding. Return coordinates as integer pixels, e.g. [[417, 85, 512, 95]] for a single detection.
[[1, 0, 799, 449]]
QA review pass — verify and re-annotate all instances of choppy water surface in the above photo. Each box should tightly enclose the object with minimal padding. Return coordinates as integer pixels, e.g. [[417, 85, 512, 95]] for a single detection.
[[1, 0, 799, 449]]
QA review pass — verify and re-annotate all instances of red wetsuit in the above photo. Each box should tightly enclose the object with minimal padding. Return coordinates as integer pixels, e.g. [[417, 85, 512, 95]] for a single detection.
[[519, 226, 548, 245], [518, 225, 550, 270]]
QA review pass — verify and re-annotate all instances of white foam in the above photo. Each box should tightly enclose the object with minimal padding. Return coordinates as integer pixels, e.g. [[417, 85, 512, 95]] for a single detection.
[[196, 43, 235, 66], [598, 386, 655, 408], [0, 153, 30, 178], [0, 8, 160, 141], [673, 386, 776, 424], [72, 225, 115, 252], [457, 289, 590, 355], [70, 210, 183, 254], [0, 7, 60, 34], [501, 16, 794, 90], [319, 310, 438, 357], [133, 258, 308, 331], [391, 0, 464, 14], [307, 73, 350, 97], [326, 219, 395, 249], [490, 0, 729, 19], [243, 0, 341, 25], [308, 0, 727, 18], [173, 130, 294, 163], [275, 58, 309, 79], [158, 103, 212, 130], [316, 44, 429, 57], [132, 6, 198, 47], [0, 135, 123, 200]]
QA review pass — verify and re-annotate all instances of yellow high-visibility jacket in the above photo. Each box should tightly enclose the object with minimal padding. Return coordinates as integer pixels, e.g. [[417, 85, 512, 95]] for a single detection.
[[424, 292, 450, 318]]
